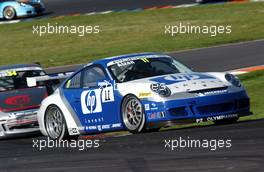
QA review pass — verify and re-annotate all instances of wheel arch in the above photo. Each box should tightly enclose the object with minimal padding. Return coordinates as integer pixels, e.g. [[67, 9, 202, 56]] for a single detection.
[[120, 93, 141, 119], [43, 104, 62, 131], [2, 4, 17, 19], [39, 92, 80, 136], [43, 103, 79, 140]]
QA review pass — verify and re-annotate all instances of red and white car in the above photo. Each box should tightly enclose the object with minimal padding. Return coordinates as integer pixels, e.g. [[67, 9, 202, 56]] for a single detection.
[[0, 64, 69, 139]]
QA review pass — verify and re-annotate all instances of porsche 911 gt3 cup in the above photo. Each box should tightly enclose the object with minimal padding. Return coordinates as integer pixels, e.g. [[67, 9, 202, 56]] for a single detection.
[[37, 53, 251, 140], [0, 0, 45, 20], [0, 64, 70, 138]]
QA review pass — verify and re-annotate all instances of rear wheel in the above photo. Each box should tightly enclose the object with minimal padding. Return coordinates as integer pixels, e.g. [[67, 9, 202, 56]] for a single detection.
[[45, 105, 78, 140], [214, 117, 239, 125], [121, 95, 145, 134], [3, 6, 16, 20]]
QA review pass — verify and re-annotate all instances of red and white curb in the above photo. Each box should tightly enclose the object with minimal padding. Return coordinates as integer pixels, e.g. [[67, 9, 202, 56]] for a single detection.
[[229, 65, 264, 75], [0, 0, 263, 25]]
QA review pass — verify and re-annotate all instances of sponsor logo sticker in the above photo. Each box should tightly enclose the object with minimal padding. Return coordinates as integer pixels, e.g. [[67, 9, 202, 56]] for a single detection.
[[68, 128, 79, 135], [139, 92, 152, 98], [196, 114, 238, 123], [144, 104, 150, 111], [81, 90, 102, 114]]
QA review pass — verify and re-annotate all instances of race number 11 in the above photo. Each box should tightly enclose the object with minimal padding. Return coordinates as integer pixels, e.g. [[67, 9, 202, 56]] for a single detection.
[[102, 87, 114, 103]]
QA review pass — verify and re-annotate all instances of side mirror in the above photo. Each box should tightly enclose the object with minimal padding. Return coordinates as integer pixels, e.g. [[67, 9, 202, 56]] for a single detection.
[[97, 80, 116, 89]]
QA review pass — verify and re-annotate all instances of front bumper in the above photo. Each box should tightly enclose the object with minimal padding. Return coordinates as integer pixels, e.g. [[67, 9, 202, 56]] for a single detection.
[[143, 90, 251, 128], [30, 3, 45, 14], [16, 3, 45, 17], [0, 109, 40, 138]]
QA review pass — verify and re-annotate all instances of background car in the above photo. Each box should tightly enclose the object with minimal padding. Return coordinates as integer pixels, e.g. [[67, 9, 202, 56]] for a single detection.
[[0, 63, 69, 139], [37, 53, 251, 140], [0, 0, 45, 20]]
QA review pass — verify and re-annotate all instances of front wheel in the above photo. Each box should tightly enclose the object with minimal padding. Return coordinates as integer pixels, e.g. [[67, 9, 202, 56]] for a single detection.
[[121, 95, 145, 134], [45, 105, 78, 140], [3, 6, 16, 20]]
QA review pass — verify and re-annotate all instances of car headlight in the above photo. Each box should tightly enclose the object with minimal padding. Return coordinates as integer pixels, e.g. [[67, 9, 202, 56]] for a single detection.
[[150, 83, 171, 97], [225, 73, 241, 87]]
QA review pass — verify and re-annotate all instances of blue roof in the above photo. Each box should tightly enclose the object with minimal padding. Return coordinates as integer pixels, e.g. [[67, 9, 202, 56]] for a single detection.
[[0, 64, 42, 71]]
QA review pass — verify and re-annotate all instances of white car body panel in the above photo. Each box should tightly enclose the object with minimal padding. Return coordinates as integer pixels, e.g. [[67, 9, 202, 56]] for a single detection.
[[37, 89, 80, 136]]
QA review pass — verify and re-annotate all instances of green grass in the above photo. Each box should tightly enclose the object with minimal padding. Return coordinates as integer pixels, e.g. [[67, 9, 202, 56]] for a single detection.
[[0, 2, 264, 67], [162, 70, 264, 131], [239, 71, 264, 121]]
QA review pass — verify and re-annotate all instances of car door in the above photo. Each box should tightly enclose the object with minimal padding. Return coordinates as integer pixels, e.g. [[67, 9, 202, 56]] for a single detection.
[[63, 65, 121, 133]]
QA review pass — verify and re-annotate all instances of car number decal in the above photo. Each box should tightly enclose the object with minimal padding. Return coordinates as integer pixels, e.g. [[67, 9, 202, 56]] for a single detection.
[[102, 87, 114, 103]]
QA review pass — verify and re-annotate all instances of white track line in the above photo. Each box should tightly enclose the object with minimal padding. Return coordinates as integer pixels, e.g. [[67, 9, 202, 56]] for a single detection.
[[0, 20, 21, 25]]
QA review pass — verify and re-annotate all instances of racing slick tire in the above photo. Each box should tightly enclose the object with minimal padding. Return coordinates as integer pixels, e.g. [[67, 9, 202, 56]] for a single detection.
[[45, 105, 79, 140], [3, 6, 16, 20], [121, 95, 145, 134], [214, 117, 239, 125]]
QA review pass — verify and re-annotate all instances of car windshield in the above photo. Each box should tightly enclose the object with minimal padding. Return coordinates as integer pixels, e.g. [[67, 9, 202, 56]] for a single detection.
[[0, 70, 45, 92], [108, 56, 191, 82]]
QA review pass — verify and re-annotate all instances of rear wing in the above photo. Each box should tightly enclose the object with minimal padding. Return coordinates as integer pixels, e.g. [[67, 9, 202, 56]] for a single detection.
[[26, 64, 82, 94], [26, 72, 73, 88]]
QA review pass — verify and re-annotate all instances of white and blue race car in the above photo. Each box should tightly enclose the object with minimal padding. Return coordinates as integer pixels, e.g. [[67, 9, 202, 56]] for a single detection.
[[0, 0, 45, 20], [37, 53, 251, 140]]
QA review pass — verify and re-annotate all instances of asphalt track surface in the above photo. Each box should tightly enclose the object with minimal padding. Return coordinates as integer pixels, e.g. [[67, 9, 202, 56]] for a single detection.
[[46, 40, 264, 74], [0, 0, 264, 170], [0, 39, 263, 172], [43, 0, 195, 16], [174, 40, 264, 72], [1, 120, 264, 172]]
